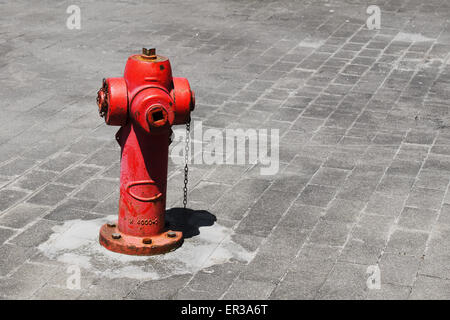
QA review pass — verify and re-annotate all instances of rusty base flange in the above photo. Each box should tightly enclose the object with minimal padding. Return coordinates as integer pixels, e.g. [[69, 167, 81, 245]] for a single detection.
[[99, 223, 183, 256]]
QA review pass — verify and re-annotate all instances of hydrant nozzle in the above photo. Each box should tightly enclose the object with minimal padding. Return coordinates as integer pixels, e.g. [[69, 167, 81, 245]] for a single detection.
[[96, 48, 195, 256]]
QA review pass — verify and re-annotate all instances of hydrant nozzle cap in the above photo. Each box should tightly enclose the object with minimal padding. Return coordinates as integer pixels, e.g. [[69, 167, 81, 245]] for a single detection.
[[142, 48, 157, 60]]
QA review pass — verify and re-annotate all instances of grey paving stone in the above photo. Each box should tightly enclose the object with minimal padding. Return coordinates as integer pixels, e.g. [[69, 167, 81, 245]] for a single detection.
[[91, 192, 119, 215], [127, 274, 192, 300], [302, 104, 335, 119], [188, 181, 230, 204], [0, 227, 15, 245], [347, 164, 384, 181], [0, 203, 48, 229], [56, 165, 102, 185], [68, 138, 107, 155], [419, 252, 450, 280], [423, 154, 450, 172], [361, 146, 397, 166], [238, 251, 292, 284], [32, 285, 83, 300], [418, 225, 450, 279], [397, 207, 438, 232], [230, 233, 265, 253], [270, 269, 326, 299], [280, 130, 314, 147], [44, 199, 97, 221], [176, 261, 244, 299], [204, 164, 250, 185], [298, 184, 336, 208], [270, 107, 302, 122], [405, 130, 436, 145], [20, 142, 63, 161], [0, 177, 9, 189], [292, 117, 324, 132], [0, 277, 44, 299], [251, 99, 281, 113], [444, 190, 450, 205], [40, 266, 97, 290], [366, 283, 411, 300], [427, 224, 450, 254], [438, 203, 450, 225], [379, 253, 421, 287], [324, 149, 362, 170], [0, 158, 36, 177], [39, 152, 83, 172], [365, 192, 406, 217], [258, 227, 309, 259], [10, 262, 58, 292], [72, 179, 116, 201], [0, 189, 30, 212], [352, 214, 395, 242], [81, 277, 140, 299], [339, 237, 385, 265], [323, 198, 365, 223], [416, 169, 450, 190], [291, 244, 340, 274], [204, 113, 238, 128], [11, 170, 58, 191], [309, 219, 352, 246], [278, 203, 323, 231], [377, 175, 415, 197], [9, 219, 57, 248], [405, 187, 445, 210], [83, 147, 119, 167], [431, 145, 450, 156], [27, 183, 75, 206], [235, 189, 297, 237], [315, 262, 368, 300], [386, 160, 422, 177], [337, 178, 379, 202], [270, 172, 310, 193], [247, 80, 274, 92], [410, 276, 450, 300], [0, 244, 34, 277], [385, 229, 429, 257], [211, 178, 270, 221], [223, 278, 276, 300], [310, 167, 349, 187]]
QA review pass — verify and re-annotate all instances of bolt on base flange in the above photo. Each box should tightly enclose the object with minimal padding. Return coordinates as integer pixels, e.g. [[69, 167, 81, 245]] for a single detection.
[[99, 222, 183, 256]]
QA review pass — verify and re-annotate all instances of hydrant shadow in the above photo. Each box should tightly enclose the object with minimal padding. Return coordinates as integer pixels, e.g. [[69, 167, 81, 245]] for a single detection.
[[165, 208, 216, 239]]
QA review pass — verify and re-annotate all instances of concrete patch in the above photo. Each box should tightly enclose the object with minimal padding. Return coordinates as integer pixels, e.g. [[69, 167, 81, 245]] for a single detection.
[[38, 215, 255, 280], [394, 32, 435, 43]]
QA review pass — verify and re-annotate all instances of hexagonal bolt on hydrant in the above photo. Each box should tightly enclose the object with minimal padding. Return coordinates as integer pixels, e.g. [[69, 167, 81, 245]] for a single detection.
[[96, 48, 195, 255]]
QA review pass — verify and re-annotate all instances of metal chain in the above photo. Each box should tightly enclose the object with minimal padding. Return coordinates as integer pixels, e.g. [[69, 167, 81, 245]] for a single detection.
[[183, 118, 191, 209]]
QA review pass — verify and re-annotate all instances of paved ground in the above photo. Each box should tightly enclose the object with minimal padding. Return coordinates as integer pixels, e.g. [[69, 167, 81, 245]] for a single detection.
[[1, 0, 450, 300]]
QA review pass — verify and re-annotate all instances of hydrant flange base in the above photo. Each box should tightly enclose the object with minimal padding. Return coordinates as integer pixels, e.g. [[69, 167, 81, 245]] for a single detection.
[[99, 223, 183, 256]]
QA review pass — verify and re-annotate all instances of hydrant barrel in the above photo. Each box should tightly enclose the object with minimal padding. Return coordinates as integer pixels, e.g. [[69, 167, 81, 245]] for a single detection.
[[96, 48, 194, 256], [116, 124, 170, 238]]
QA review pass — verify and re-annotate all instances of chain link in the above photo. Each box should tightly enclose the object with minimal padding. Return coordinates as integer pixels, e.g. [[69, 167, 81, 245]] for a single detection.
[[183, 118, 191, 209]]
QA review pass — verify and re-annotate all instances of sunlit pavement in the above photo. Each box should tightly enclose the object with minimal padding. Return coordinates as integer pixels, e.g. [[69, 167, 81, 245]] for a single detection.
[[1, 0, 450, 299]]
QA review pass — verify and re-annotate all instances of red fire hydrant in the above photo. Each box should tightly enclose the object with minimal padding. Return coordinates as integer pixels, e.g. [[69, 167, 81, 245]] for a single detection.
[[96, 48, 195, 255]]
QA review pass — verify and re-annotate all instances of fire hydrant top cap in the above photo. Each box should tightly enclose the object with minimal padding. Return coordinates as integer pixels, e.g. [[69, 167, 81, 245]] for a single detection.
[[135, 47, 167, 62], [142, 48, 156, 56]]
